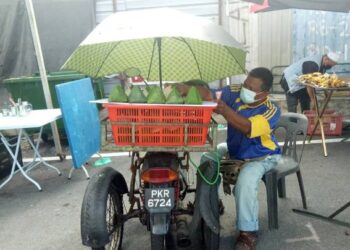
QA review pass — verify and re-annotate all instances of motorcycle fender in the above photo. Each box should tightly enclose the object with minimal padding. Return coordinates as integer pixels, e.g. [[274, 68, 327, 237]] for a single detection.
[[111, 169, 128, 194], [150, 213, 171, 235]]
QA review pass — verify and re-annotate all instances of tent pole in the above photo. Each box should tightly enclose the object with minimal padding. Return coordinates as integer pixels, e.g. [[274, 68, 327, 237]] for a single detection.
[[25, 0, 63, 158]]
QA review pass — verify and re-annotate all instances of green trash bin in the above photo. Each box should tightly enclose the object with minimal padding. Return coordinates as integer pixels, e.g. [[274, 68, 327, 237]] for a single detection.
[[3, 71, 104, 139]]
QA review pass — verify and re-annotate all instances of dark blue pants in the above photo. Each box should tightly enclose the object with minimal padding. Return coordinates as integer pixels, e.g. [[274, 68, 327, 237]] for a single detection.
[[281, 77, 310, 113], [286, 88, 310, 113]]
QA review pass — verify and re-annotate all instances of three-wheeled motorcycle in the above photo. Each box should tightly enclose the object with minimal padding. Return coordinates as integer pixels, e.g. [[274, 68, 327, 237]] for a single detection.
[[80, 102, 221, 250]]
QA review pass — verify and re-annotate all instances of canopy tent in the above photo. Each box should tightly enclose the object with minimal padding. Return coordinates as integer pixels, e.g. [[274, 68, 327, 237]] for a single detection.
[[243, 0, 350, 13], [0, 0, 95, 81]]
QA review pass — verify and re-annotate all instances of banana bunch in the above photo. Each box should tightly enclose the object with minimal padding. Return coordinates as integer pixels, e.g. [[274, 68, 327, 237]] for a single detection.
[[298, 72, 346, 88]]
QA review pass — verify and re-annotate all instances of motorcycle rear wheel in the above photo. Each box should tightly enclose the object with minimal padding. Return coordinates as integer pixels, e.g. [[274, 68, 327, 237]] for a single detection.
[[88, 185, 124, 250]]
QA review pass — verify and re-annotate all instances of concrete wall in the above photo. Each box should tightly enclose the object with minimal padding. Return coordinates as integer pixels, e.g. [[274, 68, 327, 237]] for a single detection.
[[223, 1, 257, 71], [223, 2, 294, 80], [257, 10, 293, 69]]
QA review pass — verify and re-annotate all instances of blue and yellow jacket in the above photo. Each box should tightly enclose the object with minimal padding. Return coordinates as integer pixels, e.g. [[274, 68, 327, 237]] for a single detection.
[[221, 85, 281, 160]]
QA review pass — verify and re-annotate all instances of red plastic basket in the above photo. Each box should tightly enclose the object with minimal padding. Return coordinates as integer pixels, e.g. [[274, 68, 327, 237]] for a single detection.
[[304, 110, 343, 136], [103, 103, 215, 146]]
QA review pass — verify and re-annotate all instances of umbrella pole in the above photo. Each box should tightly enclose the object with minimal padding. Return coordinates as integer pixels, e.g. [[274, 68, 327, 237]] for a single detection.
[[156, 38, 162, 88]]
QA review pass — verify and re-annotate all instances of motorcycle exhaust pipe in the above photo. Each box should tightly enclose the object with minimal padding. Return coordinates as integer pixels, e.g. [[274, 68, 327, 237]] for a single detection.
[[176, 217, 191, 248]]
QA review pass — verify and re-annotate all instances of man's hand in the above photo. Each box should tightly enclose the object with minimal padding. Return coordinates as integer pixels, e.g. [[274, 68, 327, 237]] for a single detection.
[[215, 99, 231, 117], [215, 99, 251, 135]]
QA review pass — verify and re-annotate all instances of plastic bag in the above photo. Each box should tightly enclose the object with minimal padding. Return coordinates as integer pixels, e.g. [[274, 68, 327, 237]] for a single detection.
[[108, 85, 128, 102], [166, 87, 184, 104], [128, 86, 147, 103], [147, 86, 166, 104], [185, 86, 203, 104]]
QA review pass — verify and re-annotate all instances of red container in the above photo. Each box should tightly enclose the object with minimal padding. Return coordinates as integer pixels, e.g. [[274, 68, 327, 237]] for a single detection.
[[103, 103, 215, 146], [304, 110, 343, 136]]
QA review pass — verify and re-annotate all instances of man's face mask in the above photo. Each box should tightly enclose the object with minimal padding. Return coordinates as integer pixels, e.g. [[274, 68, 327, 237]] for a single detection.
[[240, 87, 263, 104]]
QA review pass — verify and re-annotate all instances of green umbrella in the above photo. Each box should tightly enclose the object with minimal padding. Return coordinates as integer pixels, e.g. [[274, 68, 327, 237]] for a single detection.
[[62, 8, 246, 86]]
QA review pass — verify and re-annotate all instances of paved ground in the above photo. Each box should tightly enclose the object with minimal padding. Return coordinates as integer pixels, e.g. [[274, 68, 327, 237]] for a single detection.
[[1, 131, 350, 250]]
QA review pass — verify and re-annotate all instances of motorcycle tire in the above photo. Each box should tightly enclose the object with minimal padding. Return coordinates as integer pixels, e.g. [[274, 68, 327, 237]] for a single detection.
[[81, 172, 124, 250], [151, 232, 174, 250], [151, 234, 165, 250], [91, 186, 123, 250], [202, 219, 220, 250]]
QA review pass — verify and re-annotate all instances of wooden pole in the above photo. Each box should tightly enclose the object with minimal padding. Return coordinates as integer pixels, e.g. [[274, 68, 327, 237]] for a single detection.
[[25, 0, 63, 158]]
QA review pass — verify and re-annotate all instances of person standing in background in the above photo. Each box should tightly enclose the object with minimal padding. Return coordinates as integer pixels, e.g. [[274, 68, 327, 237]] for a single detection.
[[280, 51, 340, 113]]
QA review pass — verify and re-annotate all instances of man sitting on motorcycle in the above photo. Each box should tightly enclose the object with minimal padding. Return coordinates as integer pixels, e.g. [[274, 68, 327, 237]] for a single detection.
[[201, 67, 281, 250]]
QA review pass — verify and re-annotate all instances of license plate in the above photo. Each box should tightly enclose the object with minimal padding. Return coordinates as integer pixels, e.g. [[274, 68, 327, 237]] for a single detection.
[[144, 187, 175, 212]]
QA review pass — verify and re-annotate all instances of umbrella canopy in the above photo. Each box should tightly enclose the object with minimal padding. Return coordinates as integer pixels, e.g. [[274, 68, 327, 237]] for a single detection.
[[243, 0, 350, 13], [61, 8, 246, 84]]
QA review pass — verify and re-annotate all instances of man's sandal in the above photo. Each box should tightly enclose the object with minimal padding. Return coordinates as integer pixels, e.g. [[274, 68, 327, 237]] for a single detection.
[[234, 231, 258, 250]]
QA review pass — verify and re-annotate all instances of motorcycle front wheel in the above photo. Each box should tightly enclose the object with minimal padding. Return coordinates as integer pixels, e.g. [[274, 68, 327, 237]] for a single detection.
[[201, 218, 220, 250]]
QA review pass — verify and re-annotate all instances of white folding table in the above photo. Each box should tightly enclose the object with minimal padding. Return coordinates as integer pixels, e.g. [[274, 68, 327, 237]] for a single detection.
[[0, 109, 62, 191]]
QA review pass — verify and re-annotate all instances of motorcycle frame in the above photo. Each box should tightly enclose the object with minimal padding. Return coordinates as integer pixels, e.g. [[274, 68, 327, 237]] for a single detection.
[[123, 151, 195, 226]]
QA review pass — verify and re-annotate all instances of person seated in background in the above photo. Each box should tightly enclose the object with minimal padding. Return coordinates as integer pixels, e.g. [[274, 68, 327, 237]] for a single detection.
[[280, 51, 340, 113], [201, 67, 281, 250]]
